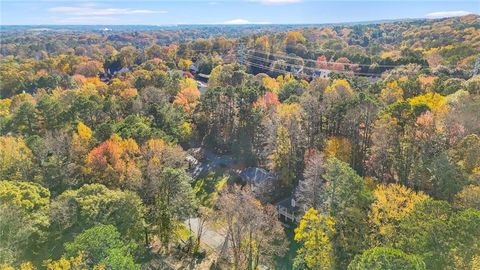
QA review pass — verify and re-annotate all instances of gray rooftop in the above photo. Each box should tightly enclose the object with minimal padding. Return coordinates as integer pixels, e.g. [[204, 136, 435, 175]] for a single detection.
[[239, 167, 273, 185]]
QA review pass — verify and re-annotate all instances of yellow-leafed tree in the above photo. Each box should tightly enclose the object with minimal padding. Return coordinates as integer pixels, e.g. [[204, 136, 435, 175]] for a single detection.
[[324, 136, 352, 164], [368, 183, 429, 245], [380, 81, 404, 104], [294, 208, 335, 270]]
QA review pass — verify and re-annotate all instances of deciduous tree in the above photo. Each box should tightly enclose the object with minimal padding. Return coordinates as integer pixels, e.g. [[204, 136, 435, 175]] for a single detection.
[[348, 247, 426, 270], [149, 168, 196, 248], [322, 158, 369, 215], [0, 136, 34, 181], [50, 184, 145, 245], [85, 135, 142, 189], [454, 185, 480, 210], [294, 208, 335, 270], [173, 87, 200, 113], [64, 224, 139, 270], [0, 181, 50, 264], [368, 184, 429, 245], [295, 149, 325, 212], [218, 187, 287, 269]]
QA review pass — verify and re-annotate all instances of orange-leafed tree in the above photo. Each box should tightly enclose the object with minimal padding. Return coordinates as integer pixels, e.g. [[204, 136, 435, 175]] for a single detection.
[[141, 139, 186, 195], [119, 88, 138, 100], [173, 87, 201, 113], [254, 92, 280, 110], [85, 135, 142, 189], [316, 55, 329, 69]]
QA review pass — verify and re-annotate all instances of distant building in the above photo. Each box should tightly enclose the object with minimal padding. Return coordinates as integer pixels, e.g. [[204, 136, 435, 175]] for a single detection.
[[99, 73, 109, 83], [292, 66, 304, 75], [185, 154, 199, 169], [313, 69, 331, 79], [117, 67, 130, 74], [196, 73, 210, 83], [197, 81, 208, 94], [189, 64, 198, 74], [107, 66, 130, 76], [187, 147, 206, 161]]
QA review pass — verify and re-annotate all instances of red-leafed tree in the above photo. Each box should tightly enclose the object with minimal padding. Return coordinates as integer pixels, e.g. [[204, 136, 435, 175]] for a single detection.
[[254, 92, 280, 110], [85, 135, 142, 189]]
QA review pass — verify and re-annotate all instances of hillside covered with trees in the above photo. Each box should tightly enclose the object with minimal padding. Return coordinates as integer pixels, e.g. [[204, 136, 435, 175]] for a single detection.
[[1, 14, 479, 270]]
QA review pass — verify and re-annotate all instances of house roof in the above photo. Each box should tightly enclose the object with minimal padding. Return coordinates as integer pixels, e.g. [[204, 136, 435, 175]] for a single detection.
[[239, 167, 273, 185], [197, 73, 210, 79], [185, 154, 198, 166], [277, 196, 300, 211]]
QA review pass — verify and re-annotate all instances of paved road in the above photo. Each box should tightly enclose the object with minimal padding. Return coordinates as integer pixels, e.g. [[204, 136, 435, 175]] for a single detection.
[[196, 81, 208, 95], [191, 149, 235, 178], [185, 218, 226, 252]]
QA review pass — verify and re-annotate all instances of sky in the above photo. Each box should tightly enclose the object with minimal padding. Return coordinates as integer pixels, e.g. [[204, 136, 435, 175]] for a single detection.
[[0, 0, 478, 25]]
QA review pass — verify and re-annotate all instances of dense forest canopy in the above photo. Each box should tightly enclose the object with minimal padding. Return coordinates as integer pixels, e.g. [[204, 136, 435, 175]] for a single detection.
[[1, 14, 479, 270]]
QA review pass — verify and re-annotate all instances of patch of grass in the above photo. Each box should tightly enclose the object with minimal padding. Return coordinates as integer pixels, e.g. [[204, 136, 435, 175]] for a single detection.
[[275, 227, 300, 270], [193, 172, 229, 207], [175, 223, 192, 242]]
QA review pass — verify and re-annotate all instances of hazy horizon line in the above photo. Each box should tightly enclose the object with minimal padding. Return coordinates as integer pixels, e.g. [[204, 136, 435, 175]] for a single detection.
[[2, 14, 477, 27]]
